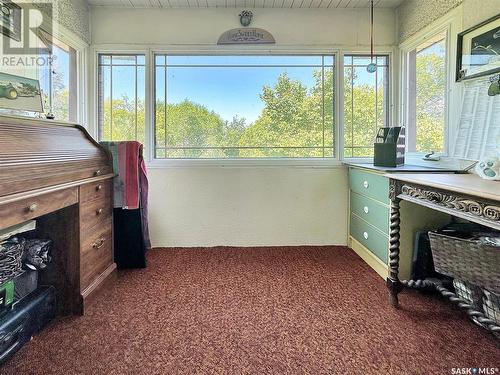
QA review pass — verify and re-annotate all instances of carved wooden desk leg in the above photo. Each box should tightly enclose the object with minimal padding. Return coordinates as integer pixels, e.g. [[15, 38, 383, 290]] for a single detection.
[[387, 180, 403, 308]]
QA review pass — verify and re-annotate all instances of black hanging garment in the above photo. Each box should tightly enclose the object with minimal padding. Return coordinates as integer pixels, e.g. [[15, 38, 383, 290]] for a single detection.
[[100, 142, 151, 269]]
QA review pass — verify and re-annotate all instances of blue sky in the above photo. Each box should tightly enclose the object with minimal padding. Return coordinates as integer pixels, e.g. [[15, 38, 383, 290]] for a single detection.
[[158, 66, 321, 123], [106, 55, 387, 124]]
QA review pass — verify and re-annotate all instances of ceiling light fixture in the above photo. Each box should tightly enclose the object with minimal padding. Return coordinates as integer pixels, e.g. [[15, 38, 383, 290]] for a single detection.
[[367, 0, 377, 73]]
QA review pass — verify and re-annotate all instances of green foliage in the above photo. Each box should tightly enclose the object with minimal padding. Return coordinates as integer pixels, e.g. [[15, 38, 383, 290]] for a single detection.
[[415, 53, 446, 153], [238, 72, 332, 157], [98, 54, 444, 158], [343, 67, 385, 158]]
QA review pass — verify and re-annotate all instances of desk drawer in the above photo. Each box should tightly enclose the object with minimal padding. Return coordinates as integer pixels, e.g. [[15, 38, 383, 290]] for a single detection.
[[349, 168, 389, 204], [350, 192, 389, 235], [80, 196, 112, 234], [350, 213, 388, 263], [80, 180, 112, 204], [0, 188, 78, 230], [81, 223, 113, 291]]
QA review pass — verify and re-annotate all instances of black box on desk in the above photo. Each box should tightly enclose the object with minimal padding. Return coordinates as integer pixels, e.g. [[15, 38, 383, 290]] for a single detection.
[[373, 126, 405, 167]]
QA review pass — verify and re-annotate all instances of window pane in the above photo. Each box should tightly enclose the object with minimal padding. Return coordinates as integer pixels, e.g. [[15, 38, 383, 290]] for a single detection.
[[38, 36, 76, 121], [414, 33, 446, 153], [111, 55, 137, 65], [166, 55, 325, 66], [98, 54, 146, 144], [154, 55, 335, 159], [343, 54, 390, 158]]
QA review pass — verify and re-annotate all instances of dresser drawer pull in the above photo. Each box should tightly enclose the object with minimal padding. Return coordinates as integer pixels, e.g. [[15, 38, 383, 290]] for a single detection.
[[94, 170, 101, 177], [96, 208, 103, 216], [363, 180, 369, 188], [95, 184, 103, 191], [363, 231, 369, 240], [27, 203, 38, 213], [363, 206, 369, 214], [92, 238, 105, 249]]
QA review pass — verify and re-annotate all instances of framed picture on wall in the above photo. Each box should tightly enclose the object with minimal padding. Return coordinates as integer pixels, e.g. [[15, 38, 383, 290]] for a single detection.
[[456, 13, 500, 81], [0, 72, 43, 113], [0, 0, 21, 42]]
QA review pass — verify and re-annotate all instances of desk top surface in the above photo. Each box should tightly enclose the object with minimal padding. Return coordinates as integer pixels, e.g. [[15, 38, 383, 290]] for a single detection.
[[344, 162, 461, 173], [388, 173, 500, 202]]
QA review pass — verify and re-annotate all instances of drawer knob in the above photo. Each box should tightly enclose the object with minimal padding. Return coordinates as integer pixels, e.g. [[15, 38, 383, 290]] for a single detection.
[[27, 203, 38, 212], [96, 184, 103, 191], [363, 180, 369, 188], [94, 170, 101, 177], [363, 206, 369, 214], [96, 208, 103, 215], [363, 231, 369, 240], [92, 238, 105, 249]]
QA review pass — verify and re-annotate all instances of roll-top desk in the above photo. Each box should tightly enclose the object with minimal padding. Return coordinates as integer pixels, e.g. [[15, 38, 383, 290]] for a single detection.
[[0, 115, 116, 315]]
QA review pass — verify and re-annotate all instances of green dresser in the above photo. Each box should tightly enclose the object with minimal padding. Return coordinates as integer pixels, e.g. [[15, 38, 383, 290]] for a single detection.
[[348, 167, 390, 268], [347, 164, 453, 280]]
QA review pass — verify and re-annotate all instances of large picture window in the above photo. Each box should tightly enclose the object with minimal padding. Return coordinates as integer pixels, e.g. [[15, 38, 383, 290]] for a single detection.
[[343, 55, 389, 158], [154, 55, 335, 159], [97, 54, 146, 143]]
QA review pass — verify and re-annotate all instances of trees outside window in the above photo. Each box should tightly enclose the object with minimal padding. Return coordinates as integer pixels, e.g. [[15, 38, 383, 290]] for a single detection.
[[154, 55, 334, 158], [343, 55, 389, 158], [96, 52, 443, 160], [406, 31, 447, 153], [97, 54, 146, 144]]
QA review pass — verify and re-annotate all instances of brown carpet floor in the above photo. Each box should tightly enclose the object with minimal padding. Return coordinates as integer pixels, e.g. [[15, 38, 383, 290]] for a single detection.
[[1, 246, 499, 375]]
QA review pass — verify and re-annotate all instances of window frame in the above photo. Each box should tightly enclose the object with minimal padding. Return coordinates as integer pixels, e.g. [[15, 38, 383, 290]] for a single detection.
[[342, 53, 391, 159], [90, 45, 396, 168], [96, 53, 147, 143], [152, 52, 337, 161], [0, 20, 87, 124], [399, 8, 462, 157]]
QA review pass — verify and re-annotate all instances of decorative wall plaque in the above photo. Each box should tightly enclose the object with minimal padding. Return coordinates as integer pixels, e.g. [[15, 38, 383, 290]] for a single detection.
[[217, 28, 275, 45]]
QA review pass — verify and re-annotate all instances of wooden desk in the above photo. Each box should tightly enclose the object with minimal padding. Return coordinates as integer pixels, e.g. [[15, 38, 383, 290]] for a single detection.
[[0, 115, 116, 315], [386, 173, 500, 334]]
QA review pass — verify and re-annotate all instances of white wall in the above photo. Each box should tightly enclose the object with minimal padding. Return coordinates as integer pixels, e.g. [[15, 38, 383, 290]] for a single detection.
[[461, 0, 500, 30], [397, 0, 500, 44], [90, 6, 396, 247], [148, 167, 348, 247], [91, 7, 396, 47]]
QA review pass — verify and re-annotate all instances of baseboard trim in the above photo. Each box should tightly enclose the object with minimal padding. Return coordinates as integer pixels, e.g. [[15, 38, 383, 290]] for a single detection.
[[348, 236, 388, 279], [80, 263, 117, 314]]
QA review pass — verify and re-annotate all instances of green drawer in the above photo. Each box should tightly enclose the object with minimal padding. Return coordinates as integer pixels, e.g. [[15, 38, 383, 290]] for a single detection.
[[349, 168, 389, 204], [350, 213, 389, 263], [350, 192, 389, 235]]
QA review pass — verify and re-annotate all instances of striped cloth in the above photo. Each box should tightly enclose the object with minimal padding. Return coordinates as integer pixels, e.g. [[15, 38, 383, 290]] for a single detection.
[[100, 141, 151, 249]]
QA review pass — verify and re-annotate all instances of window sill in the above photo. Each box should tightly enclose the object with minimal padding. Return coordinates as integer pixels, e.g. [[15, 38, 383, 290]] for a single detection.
[[146, 158, 345, 169]]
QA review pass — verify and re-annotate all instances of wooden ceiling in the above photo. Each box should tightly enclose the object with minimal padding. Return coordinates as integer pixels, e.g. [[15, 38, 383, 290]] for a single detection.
[[86, 0, 404, 9]]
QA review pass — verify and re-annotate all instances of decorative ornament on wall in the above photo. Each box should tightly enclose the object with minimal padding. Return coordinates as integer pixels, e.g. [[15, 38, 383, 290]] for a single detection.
[[239, 10, 253, 27], [217, 10, 275, 45]]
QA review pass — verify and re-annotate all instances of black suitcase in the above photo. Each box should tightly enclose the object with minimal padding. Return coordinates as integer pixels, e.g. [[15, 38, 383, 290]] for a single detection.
[[0, 286, 56, 365]]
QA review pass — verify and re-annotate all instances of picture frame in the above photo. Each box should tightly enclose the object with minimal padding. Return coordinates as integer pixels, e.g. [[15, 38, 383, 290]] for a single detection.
[[456, 13, 500, 81], [0, 0, 21, 42], [0, 72, 44, 113]]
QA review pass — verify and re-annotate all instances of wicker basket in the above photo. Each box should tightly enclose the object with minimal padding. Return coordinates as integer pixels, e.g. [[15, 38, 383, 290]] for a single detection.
[[0, 238, 24, 284], [453, 279, 484, 326], [428, 232, 500, 294], [483, 289, 500, 326]]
